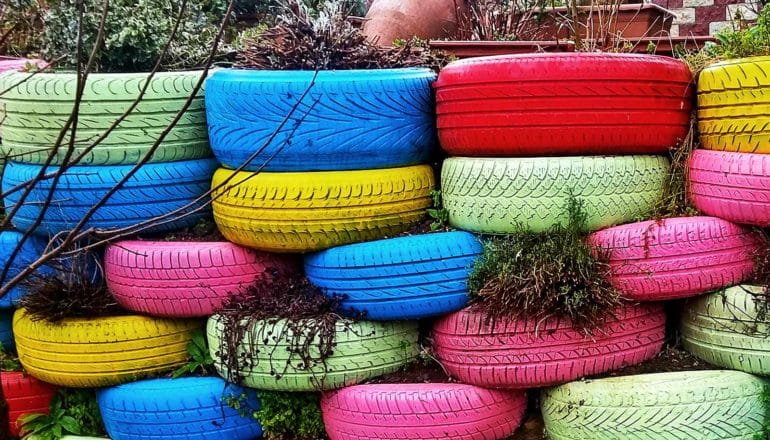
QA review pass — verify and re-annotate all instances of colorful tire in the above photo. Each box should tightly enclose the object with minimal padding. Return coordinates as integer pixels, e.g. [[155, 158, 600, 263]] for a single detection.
[[2, 371, 57, 437], [435, 53, 693, 156], [97, 377, 262, 440], [321, 384, 527, 440], [698, 56, 770, 153], [207, 316, 419, 391], [3, 159, 216, 236], [13, 309, 199, 387], [304, 231, 482, 320], [432, 304, 665, 388], [0, 71, 210, 165], [205, 68, 436, 172], [442, 156, 669, 234], [0, 231, 48, 308], [0, 308, 14, 351], [689, 149, 770, 226], [588, 216, 762, 301], [682, 285, 770, 375], [211, 165, 434, 252], [105, 240, 296, 318], [542, 370, 770, 439]]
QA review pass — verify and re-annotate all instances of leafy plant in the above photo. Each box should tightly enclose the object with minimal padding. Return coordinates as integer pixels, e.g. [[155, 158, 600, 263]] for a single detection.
[[427, 190, 449, 231], [709, 4, 770, 60], [172, 328, 215, 378], [0, 347, 21, 371], [0, 0, 46, 56], [467, 196, 621, 330], [19, 389, 105, 440], [252, 391, 325, 439], [41, 0, 230, 72]]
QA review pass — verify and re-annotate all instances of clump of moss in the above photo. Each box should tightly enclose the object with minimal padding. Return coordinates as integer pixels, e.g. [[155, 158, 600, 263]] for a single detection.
[[467, 196, 621, 331]]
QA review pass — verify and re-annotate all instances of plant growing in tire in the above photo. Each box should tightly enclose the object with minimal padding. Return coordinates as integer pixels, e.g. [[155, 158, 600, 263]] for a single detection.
[[207, 270, 420, 392]]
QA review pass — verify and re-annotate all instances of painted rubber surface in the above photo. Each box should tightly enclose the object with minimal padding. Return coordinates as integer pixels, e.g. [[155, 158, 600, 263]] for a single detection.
[[207, 316, 419, 391], [0, 71, 210, 165], [98, 377, 262, 440], [682, 285, 770, 375], [2, 371, 57, 437], [3, 159, 217, 236], [698, 56, 770, 153], [435, 53, 693, 156], [13, 309, 199, 387], [442, 156, 669, 234], [689, 149, 770, 226], [322, 384, 527, 440], [588, 216, 762, 301], [212, 165, 434, 252], [205, 68, 435, 172], [432, 304, 665, 388], [0, 231, 48, 308], [105, 240, 296, 318], [304, 231, 482, 320], [0, 308, 14, 351], [542, 370, 769, 439]]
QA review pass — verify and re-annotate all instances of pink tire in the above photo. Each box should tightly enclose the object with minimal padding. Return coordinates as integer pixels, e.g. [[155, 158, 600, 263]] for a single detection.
[[105, 241, 296, 318], [432, 304, 665, 389], [690, 149, 770, 226], [588, 216, 762, 301], [321, 384, 527, 440]]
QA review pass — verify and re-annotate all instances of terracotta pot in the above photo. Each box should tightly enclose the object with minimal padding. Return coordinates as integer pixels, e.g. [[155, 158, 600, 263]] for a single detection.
[[363, 0, 468, 46]]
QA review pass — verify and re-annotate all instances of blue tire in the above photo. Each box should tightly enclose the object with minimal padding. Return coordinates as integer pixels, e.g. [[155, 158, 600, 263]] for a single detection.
[[0, 230, 49, 308], [304, 231, 482, 320], [0, 309, 14, 351], [97, 377, 262, 440], [205, 68, 436, 172], [3, 159, 217, 236]]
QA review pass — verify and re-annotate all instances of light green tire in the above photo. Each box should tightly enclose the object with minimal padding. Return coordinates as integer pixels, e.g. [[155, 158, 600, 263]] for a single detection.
[[682, 285, 770, 375], [206, 316, 419, 391], [542, 370, 770, 439], [0, 71, 210, 165], [441, 156, 669, 233]]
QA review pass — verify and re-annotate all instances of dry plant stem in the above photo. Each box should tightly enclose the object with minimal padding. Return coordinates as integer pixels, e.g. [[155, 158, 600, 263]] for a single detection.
[[0, 0, 237, 296]]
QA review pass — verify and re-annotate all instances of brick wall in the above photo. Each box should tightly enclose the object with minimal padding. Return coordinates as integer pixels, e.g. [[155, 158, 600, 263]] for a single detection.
[[651, 0, 760, 36]]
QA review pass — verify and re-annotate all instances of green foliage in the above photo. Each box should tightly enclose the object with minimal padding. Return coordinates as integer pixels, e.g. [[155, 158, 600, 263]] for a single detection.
[[427, 190, 449, 231], [234, 0, 367, 16], [41, 0, 230, 72], [0, 0, 46, 56], [467, 196, 621, 330], [0, 346, 21, 371], [19, 389, 105, 440], [171, 328, 215, 378], [710, 4, 770, 59], [252, 391, 325, 440]]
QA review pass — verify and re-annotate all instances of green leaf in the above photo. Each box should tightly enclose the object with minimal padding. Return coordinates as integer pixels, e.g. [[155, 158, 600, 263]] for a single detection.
[[59, 416, 82, 435]]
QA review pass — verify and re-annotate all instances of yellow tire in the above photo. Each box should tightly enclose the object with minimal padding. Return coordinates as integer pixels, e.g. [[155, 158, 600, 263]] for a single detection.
[[698, 56, 770, 153], [13, 309, 199, 387], [211, 165, 434, 252]]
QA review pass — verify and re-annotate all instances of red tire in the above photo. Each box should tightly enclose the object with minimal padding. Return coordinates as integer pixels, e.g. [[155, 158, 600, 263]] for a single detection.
[[435, 53, 693, 156], [689, 149, 770, 227], [321, 384, 527, 440], [588, 216, 762, 301], [432, 304, 665, 389], [105, 241, 296, 318], [2, 372, 57, 436]]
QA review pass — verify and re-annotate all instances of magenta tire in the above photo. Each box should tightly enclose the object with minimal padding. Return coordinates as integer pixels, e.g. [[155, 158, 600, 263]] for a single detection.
[[105, 240, 296, 317], [321, 383, 527, 440]]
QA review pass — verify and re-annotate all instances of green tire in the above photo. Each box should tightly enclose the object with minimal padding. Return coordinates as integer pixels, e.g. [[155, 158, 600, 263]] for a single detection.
[[441, 156, 669, 233], [682, 285, 770, 375], [206, 316, 419, 391], [542, 370, 770, 439], [0, 71, 210, 165]]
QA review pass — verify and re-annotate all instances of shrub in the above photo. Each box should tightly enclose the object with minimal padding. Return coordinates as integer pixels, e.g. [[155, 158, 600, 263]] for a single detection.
[[709, 4, 770, 59], [252, 391, 325, 439], [41, 0, 230, 72]]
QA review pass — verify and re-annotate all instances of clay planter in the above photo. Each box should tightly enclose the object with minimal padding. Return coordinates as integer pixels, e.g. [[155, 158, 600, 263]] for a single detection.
[[429, 40, 575, 58], [523, 3, 674, 40], [364, 0, 468, 46]]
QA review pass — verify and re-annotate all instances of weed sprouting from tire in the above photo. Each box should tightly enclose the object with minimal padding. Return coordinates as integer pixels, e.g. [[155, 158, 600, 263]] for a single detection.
[[19, 250, 123, 322], [215, 270, 365, 387], [649, 113, 700, 220], [467, 196, 621, 331]]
